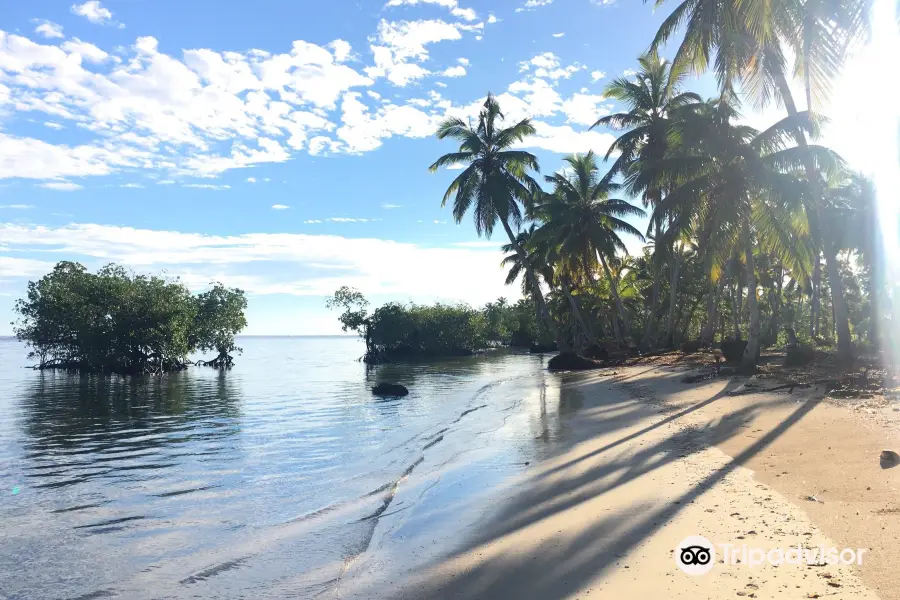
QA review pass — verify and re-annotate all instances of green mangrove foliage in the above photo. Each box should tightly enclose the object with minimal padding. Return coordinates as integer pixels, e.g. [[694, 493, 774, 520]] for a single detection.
[[13, 261, 248, 374], [327, 286, 538, 362]]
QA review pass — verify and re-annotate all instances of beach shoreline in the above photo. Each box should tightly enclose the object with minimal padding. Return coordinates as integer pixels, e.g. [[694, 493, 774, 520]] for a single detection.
[[342, 361, 900, 599]]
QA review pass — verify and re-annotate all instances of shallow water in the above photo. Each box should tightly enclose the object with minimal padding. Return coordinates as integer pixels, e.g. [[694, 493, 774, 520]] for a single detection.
[[0, 336, 580, 599]]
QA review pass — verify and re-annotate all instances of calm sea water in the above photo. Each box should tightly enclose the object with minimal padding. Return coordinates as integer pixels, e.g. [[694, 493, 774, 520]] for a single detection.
[[0, 336, 583, 599]]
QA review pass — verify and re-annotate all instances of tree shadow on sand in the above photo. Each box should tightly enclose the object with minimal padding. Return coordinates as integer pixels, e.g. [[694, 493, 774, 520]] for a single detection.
[[383, 371, 820, 599]]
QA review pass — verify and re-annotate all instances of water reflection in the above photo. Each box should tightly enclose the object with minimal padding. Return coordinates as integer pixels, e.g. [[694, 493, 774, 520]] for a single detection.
[[18, 370, 243, 492]]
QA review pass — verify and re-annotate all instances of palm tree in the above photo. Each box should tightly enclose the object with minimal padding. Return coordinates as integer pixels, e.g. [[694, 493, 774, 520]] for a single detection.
[[501, 225, 553, 341], [429, 94, 571, 352], [592, 51, 701, 349], [647, 101, 839, 369], [649, 0, 870, 360], [531, 152, 646, 345]]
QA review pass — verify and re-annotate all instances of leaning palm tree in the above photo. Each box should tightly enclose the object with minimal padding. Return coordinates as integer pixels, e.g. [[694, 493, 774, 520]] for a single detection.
[[646, 100, 839, 369], [592, 51, 701, 349], [429, 94, 570, 352], [500, 225, 553, 340], [532, 152, 646, 345]]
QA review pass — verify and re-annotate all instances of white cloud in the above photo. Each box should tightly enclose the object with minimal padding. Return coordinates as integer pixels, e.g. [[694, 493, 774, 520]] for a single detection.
[[365, 19, 477, 86], [157, 180, 176, 185], [591, 0, 617, 5], [441, 65, 466, 77], [60, 38, 110, 63], [0, 222, 517, 304], [304, 219, 323, 223], [552, 32, 565, 38], [519, 121, 616, 154], [71, 1, 113, 24], [38, 181, 83, 191], [0, 31, 368, 180], [487, 14, 498, 23], [561, 93, 610, 126], [120, 183, 144, 188], [336, 91, 439, 153], [457, 57, 470, 66], [327, 217, 376, 222], [623, 68, 637, 77], [246, 177, 257, 183], [453, 240, 501, 248], [183, 183, 230, 190], [272, 204, 290, 209], [384, 0, 478, 21], [517, 52, 584, 80], [591, 70, 606, 83], [0, 204, 35, 209], [515, 0, 553, 12], [381, 203, 402, 209], [33, 21, 64, 39], [44, 122, 65, 130]]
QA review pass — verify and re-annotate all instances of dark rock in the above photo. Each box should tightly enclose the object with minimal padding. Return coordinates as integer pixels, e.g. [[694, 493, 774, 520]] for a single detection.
[[785, 345, 815, 367], [372, 383, 409, 397], [680, 339, 704, 354], [529, 343, 559, 354], [721, 339, 748, 363], [548, 353, 604, 371], [880, 450, 900, 469], [583, 343, 610, 360]]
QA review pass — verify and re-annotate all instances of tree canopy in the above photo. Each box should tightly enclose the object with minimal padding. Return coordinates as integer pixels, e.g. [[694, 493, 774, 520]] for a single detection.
[[13, 261, 248, 374]]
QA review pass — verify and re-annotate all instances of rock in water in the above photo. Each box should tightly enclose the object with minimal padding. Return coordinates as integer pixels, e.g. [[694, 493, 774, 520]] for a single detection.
[[372, 383, 409, 397], [547, 353, 603, 371], [880, 450, 900, 469]]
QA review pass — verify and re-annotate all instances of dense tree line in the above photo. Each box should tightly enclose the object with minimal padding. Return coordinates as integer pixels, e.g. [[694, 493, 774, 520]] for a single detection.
[[430, 0, 883, 370], [13, 261, 248, 374], [327, 286, 538, 362]]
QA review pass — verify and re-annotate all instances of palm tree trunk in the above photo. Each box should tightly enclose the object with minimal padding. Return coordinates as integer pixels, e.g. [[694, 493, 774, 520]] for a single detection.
[[639, 216, 663, 350], [598, 253, 632, 344], [500, 218, 571, 353], [825, 241, 853, 359], [742, 218, 761, 370], [731, 284, 741, 340], [701, 277, 719, 345], [665, 243, 681, 347], [772, 71, 852, 359], [561, 281, 595, 349]]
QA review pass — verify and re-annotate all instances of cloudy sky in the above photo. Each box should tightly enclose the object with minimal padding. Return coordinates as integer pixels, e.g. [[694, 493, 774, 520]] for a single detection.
[[0, 0, 873, 334]]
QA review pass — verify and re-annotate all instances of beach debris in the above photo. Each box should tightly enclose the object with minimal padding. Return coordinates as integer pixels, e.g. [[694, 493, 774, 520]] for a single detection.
[[879, 450, 900, 469], [372, 383, 409, 397], [804, 494, 824, 503]]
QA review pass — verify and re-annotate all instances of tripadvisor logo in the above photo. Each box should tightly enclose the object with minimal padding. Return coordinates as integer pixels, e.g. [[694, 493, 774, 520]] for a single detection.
[[675, 535, 868, 575], [675, 535, 716, 575]]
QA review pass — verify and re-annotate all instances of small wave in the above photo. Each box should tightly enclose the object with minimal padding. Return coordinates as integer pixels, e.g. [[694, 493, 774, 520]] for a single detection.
[[422, 435, 443, 451], [179, 556, 250, 585], [452, 404, 487, 423]]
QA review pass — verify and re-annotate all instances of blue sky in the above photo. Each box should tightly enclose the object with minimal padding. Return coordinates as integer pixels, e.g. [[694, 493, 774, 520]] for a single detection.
[[0, 0, 872, 334]]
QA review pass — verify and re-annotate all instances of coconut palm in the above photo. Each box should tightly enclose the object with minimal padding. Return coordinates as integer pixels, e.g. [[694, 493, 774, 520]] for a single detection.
[[649, 0, 870, 360], [429, 94, 571, 352], [592, 51, 701, 349], [646, 100, 840, 369], [531, 152, 646, 345]]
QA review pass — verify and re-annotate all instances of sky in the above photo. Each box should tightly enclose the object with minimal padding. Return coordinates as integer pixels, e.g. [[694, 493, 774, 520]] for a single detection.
[[0, 0, 875, 335]]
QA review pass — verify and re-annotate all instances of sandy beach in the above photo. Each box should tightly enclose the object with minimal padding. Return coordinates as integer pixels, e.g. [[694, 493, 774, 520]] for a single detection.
[[341, 362, 900, 599]]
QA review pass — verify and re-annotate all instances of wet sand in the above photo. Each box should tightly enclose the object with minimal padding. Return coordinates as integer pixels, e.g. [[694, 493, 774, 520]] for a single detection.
[[344, 363, 900, 599]]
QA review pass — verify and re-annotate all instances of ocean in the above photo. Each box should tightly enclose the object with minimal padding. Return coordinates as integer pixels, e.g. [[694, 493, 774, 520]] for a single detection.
[[0, 335, 582, 599]]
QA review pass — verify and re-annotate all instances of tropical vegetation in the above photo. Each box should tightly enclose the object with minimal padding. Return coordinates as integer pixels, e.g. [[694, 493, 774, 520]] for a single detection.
[[428, 0, 883, 371], [13, 261, 248, 374], [328, 286, 538, 362]]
